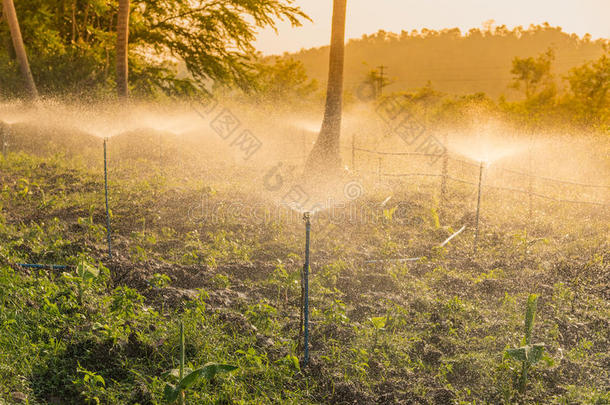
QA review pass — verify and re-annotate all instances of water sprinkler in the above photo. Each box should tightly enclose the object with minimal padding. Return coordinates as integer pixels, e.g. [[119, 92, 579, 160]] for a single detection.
[[302, 211, 311, 367], [473, 161, 485, 253]]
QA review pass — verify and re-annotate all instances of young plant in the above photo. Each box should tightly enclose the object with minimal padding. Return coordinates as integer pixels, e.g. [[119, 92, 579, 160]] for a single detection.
[[63, 259, 100, 305], [72, 363, 106, 405], [369, 315, 387, 347], [505, 294, 545, 394], [163, 321, 237, 404]]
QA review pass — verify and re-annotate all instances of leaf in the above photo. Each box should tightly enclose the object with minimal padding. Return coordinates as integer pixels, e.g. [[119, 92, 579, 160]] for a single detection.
[[163, 383, 178, 403], [77, 261, 99, 282], [528, 343, 545, 364], [162, 368, 192, 380], [506, 343, 545, 365], [370, 316, 387, 330], [505, 347, 527, 362], [284, 355, 300, 371], [176, 364, 238, 391]]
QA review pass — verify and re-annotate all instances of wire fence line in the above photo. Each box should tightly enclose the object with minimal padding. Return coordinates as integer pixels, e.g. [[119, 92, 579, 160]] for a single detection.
[[99, 134, 607, 208], [352, 147, 609, 189], [348, 146, 609, 207]]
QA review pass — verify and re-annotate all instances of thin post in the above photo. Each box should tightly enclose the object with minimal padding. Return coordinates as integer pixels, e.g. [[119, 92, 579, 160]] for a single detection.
[[1, 126, 6, 158], [302, 130, 307, 166], [302, 212, 311, 367], [351, 133, 356, 172], [527, 173, 534, 221], [159, 133, 163, 171], [473, 161, 484, 253], [104, 138, 112, 258], [377, 158, 382, 183], [527, 144, 534, 222], [440, 132, 448, 206]]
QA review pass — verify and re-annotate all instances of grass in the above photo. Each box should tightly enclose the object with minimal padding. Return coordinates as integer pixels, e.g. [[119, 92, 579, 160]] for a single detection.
[[0, 141, 608, 404]]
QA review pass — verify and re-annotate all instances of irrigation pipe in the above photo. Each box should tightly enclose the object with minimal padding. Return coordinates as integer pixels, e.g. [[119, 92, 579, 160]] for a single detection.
[[17, 263, 68, 270], [439, 225, 467, 248], [365, 225, 466, 264]]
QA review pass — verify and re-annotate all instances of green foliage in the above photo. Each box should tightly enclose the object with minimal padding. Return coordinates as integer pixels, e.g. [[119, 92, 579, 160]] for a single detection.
[[563, 48, 610, 126], [511, 49, 556, 100], [1, 0, 309, 97], [0, 144, 608, 404], [504, 294, 546, 394], [73, 363, 107, 405], [163, 321, 237, 404], [252, 57, 317, 102]]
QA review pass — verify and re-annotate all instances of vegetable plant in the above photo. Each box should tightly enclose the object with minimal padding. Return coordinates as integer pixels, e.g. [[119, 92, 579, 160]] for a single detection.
[[505, 294, 545, 394], [163, 321, 237, 404]]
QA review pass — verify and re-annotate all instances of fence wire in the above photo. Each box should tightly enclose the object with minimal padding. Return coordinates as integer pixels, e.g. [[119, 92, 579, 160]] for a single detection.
[[350, 147, 609, 207]]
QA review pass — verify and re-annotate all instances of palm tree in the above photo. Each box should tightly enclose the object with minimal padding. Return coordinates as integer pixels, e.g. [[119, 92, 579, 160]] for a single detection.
[[116, 0, 130, 98], [304, 0, 347, 177], [2, 0, 38, 98]]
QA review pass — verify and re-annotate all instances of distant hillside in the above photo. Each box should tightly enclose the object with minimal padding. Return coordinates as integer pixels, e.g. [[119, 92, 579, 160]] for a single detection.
[[287, 24, 607, 98]]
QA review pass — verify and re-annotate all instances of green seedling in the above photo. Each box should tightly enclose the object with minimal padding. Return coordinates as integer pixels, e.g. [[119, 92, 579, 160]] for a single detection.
[[505, 294, 545, 394], [369, 316, 387, 347], [164, 321, 237, 404], [73, 363, 106, 405], [63, 259, 100, 305]]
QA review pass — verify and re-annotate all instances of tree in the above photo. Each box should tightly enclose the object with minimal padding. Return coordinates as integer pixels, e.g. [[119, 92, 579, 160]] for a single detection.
[[0, 1, 309, 97], [2, 0, 37, 98], [253, 57, 317, 103], [131, 0, 309, 94], [304, 0, 347, 177], [510, 49, 556, 102], [116, 0, 130, 98], [564, 49, 610, 126], [508, 49, 558, 124]]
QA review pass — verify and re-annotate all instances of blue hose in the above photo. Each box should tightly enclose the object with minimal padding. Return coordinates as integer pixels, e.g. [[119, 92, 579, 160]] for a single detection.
[[17, 263, 67, 269]]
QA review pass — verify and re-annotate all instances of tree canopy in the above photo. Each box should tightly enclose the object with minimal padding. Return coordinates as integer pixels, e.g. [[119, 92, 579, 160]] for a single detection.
[[0, 0, 309, 98]]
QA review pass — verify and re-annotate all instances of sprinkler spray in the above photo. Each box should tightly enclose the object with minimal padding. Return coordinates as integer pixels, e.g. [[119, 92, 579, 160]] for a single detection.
[[473, 161, 485, 253], [302, 211, 311, 367]]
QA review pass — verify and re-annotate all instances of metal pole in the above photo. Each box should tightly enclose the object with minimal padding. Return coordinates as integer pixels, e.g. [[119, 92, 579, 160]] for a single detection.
[[302, 130, 307, 166], [104, 138, 112, 258], [159, 133, 163, 171], [351, 134, 356, 171], [2, 126, 7, 159], [527, 173, 534, 222], [303, 212, 311, 367], [473, 161, 484, 253], [440, 133, 448, 206], [527, 128, 534, 221]]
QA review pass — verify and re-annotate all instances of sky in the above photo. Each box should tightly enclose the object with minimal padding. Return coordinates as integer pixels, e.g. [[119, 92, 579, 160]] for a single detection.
[[254, 0, 610, 55]]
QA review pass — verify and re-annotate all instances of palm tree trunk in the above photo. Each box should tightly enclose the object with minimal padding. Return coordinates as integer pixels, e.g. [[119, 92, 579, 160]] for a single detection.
[[304, 0, 347, 178], [2, 0, 38, 99], [116, 0, 130, 99]]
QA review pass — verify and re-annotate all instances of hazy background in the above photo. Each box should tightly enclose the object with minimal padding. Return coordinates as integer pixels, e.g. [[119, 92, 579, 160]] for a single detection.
[[255, 0, 610, 55]]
